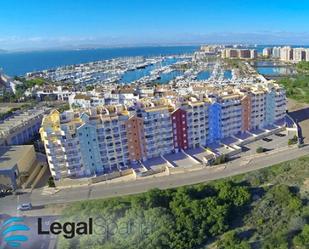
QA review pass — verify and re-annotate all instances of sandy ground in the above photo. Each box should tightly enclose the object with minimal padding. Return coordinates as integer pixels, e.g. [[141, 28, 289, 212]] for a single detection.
[[287, 98, 309, 144]]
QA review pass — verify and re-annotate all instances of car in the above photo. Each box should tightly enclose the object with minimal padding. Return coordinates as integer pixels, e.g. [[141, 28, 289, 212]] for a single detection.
[[275, 133, 286, 137], [17, 203, 32, 211], [262, 137, 272, 142]]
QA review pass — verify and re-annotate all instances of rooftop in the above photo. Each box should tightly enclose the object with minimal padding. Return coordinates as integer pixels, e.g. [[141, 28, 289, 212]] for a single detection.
[[0, 108, 48, 137], [0, 145, 34, 170]]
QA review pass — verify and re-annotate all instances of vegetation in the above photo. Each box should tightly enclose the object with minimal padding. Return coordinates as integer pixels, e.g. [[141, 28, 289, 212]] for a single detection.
[[0, 103, 34, 120], [256, 146, 265, 153], [0, 77, 47, 102], [296, 61, 309, 73], [293, 224, 309, 248], [279, 61, 309, 103], [216, 231, 251, 249], [288, 135, 299, 145], [47, 177, 56, 188], [58, 155, 309, 249], [213, 154, 228, 165], [14, 77, 45, 99], [57, 103, 70, 112], [58, 181, 250, 249], [224, 58, 241, 69], [85, 85, 95, 91]]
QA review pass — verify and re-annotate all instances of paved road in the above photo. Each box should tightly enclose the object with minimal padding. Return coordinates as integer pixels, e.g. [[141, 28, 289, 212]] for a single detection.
[[288, 99, 309, 144], [1, 145, 309, 216]]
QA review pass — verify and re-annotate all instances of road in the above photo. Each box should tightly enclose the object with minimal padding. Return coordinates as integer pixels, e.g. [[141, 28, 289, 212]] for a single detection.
[[288, 99, 309, 144], [1, 145, 309, 216]]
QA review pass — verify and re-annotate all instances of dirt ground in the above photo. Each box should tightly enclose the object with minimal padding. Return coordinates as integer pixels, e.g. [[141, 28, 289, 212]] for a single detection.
[[287, 98, 309, 144]]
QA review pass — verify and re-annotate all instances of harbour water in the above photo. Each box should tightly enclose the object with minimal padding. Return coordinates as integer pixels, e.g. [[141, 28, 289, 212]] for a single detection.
[[158, 70, 183, 84], [197, 71, 211, 80], [224, 70, 232, 79], [253, 61, 296, 76], [0, 46, 198, 76], [257, 67, 296, 76], [120, 57, 183, 84]]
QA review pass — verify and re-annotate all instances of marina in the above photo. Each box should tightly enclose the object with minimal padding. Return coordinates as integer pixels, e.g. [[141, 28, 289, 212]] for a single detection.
[[25, 46, 267, 89]]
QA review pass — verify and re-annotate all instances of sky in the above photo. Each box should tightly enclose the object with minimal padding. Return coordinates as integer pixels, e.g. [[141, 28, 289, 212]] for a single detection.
[[1, 0, 309, 50]]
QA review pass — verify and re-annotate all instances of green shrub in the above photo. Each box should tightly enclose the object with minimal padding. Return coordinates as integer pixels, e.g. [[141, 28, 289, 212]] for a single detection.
[[256, 147, 265, 153], [47, 177, 56, 187], [288, 135, 298, 145], [293, 224, 309, 248], [213, 154, 228, 165]]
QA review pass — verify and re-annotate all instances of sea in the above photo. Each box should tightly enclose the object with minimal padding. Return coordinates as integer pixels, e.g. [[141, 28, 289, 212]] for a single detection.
[[1, 45, 307, 77], [0, 46, 199, 77]]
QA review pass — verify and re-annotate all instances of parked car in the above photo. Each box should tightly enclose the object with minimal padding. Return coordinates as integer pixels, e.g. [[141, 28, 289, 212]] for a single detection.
[[17, 203, 32, 211], [262, 137, 272, 142], [275, 133, 286, 137]]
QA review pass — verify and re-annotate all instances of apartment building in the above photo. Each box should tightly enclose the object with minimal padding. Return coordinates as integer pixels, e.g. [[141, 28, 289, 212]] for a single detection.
[[293, 48, 306, 62], [222, 48, 257, 59], [306, 49, 309, 61], [239, 50, 251, 59], [35, 86, 73, 101], [41, 83, 286, 180], [40, 107, 131, 179], [263, 48, 272, 58], [250, 89, 267, 130], [265, 89, 276, 126], [241, 95, 252, 132], [274, 88, 287, 121], [250, 50, 258, 59], [280, 46, 293, 62], [183, 100, 209, 148], [268, 46, 309, 62], [221, 49, 239, 59], [136, 103, 174, 158], [126, 116, 147, 162], [272, 47, 281, 58], [0, 108, 49, 146], [171, 108, 188, 151], [217, 94, 242, 138]]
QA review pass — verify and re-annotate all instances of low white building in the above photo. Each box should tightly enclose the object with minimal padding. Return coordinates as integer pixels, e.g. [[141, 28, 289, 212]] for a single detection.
[[69, 93, 92, 108]]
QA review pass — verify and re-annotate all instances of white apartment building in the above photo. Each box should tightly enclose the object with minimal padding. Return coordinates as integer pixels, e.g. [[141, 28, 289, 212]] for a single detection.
[[250, 90, 266, 130], [293, 48, 306, 62], [272, 47, 281, 58], [274, 89, 287, 121], [263, 48, 272, 57], [95, 114, 130, 172], [280, 47, 293, 61], [218, 94, 243, 138], [184, 100, 209, 148], [306, 49, 309, 61], [137, 105, 174, 158]]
